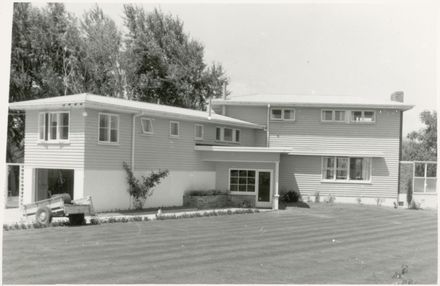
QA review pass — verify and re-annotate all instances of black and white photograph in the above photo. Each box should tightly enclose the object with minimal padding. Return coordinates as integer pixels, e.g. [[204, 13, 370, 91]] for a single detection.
[[0, 0, 438, 284]]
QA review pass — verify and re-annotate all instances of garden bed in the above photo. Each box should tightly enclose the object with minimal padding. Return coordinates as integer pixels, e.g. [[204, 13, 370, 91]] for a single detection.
[[183, 190, 255, 209]]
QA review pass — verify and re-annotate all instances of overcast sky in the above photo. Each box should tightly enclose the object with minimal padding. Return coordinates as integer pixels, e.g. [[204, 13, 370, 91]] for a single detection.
[[24, 1, 440, 135]]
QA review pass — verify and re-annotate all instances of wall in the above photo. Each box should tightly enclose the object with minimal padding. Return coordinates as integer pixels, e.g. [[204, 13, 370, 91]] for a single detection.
[[24, 109, 86, 168], [279, 155, 397, 200], [83, 169, 215, 211]]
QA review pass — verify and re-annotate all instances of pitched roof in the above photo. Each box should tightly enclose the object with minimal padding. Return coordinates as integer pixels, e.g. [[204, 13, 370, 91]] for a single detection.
[[212, 94, 414, 111], [8, 93, 263, 129]]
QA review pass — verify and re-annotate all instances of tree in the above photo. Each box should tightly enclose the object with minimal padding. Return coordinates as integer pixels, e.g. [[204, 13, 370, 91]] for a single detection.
[[122, 5, 228, 109], [402, 110, 437, 161], [79, 5, 125, 97]]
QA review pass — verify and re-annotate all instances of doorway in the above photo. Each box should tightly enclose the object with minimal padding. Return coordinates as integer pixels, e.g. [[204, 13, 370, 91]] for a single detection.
[[256, 170, 272, 208], [35, 169, 74, 201]]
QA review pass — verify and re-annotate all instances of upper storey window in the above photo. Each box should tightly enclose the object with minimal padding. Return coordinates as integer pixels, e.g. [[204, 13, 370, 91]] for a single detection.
[[321, 110, 346, 122], [216, 127, 240, 143], [351, 111, 376, 123], [99, 113, 119, 144], [271, 108, 295, 121], [141, 118, 154, 134], [38, 111, 69, 142]]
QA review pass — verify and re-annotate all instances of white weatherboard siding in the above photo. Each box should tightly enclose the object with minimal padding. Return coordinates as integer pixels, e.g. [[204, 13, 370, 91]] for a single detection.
[[279, 155, 398, 199], [133, 117, 257, 171], [268, 108, 400, 151], [84, 108, 132, 170], [24, 109, 86, 168], [223, 105, 269, 126], [83, 169, 215, 211]]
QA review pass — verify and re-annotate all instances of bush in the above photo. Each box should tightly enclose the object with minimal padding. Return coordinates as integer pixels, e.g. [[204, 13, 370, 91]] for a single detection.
[[280, 189, 302, 203], [408, 199, 420, 210], [326, 194, 336, 204], [185, 189, 229, 196], [122, 162, 169, 209], [314, 191, 320, 203]]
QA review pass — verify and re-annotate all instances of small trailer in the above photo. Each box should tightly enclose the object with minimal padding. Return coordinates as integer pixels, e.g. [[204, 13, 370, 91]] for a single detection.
[[23, 194, 95, 226]]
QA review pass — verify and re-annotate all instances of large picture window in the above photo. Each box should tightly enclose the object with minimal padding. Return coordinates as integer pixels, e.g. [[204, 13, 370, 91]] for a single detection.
[[99, 113, 119, 143], [38, 111, 69, 142], [322, 157, 371, 182], [230, 169, 256, 192]]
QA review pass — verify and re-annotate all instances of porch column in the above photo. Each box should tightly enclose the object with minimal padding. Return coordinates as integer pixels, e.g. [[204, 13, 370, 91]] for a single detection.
[[273, 161, 280, 210]]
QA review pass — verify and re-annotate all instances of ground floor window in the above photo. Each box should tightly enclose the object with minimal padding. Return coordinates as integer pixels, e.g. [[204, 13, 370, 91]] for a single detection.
[[322, 157, 371, 182], [230, 169, 256, 192]]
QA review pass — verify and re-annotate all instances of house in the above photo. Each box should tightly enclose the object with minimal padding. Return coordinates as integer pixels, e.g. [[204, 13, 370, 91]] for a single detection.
[[8, 93, 413, 211]]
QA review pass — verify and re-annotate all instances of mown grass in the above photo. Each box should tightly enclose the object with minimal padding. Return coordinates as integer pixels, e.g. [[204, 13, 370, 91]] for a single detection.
[[3, 204, 437, 284]]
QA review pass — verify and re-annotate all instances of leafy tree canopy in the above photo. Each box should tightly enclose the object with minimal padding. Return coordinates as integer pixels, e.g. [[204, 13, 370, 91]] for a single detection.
[[402, 110, 437, 161]]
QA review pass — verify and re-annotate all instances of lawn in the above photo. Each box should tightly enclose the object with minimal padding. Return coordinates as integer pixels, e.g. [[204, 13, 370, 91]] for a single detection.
[[2, 204, 437, 284]]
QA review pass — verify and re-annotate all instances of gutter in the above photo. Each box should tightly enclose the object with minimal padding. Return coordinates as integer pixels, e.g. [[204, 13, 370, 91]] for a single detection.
[[266, 104, 270, 147], [131, 112, 145, 171]]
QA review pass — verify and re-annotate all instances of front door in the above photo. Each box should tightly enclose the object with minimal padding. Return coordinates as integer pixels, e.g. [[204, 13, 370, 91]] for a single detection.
[[256, 171, 271, 207]]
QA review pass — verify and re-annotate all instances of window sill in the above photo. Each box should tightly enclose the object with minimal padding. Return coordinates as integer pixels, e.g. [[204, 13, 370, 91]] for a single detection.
[[140, 132, 154, 136], [321, 180, 372, 185], [97, 141, 120, 146], [230, 191, 256, 195], [350, 121, 376, 124], [321, 120, 346, 124], [214, 140, 240, 144], [37, 141, 70, 145], [270, 119, 295, 122]]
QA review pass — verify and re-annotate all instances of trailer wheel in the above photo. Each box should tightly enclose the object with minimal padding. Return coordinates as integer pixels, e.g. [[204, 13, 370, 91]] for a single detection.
[[69, 214, 85, 226], [35, 207, 52, 226]]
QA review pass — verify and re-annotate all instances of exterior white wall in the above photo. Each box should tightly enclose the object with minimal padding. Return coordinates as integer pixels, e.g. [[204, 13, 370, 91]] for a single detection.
[[83, 169, 215, 211], [22, 166, 33, 205]]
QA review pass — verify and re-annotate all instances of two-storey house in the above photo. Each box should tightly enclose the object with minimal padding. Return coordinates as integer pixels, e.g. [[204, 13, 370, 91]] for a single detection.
[[8, 93, 413, 211]]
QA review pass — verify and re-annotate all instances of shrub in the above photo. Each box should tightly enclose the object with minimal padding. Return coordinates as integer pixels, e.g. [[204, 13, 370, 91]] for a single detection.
[[280, 189, 302, 203], [356, 197, 362, 204], [108, 217, 116, 223], [90, 218, 100, 225], [406, 179, 413, 206], [314, 191, 320, 203], [185, 189, 229, 196], [122, 162, 169, 209], [408, 199, 420, 210], [326, 194, 335, 204], [376, 197, 384, 206]]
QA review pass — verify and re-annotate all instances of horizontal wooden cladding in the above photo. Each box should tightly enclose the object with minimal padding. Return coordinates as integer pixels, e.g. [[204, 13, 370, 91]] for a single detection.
[[84, 109, 132, 170], [225, 105, 269, 126], [24, 110, 85, 169], [133, 117, 259, 171], [279, 155, 398, 199]]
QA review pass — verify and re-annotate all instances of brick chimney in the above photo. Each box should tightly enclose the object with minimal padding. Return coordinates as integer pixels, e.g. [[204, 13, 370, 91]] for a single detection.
[[390, 91, 404, 102]]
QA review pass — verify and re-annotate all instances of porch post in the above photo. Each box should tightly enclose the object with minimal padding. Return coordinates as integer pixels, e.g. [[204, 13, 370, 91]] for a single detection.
[[273, 161, 280, 210]]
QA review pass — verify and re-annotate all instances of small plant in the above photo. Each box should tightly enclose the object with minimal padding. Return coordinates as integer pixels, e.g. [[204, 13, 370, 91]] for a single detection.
[[90, 218, 100, 225], [376, 197, 384, 206], [185, 189, 229, 196], [408, 199, 420, 210], [356, 196, 362, 205], [108, 217, 116, 223], [326, 194, 335, 204], [314, 191, 320, 203], [280, 189, 302, 203], [123, 162, 169, 209], [392, 264, 414, 284]]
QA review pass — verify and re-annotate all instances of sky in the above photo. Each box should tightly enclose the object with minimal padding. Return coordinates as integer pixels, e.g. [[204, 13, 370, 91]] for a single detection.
[[13, 1, 440, 135]]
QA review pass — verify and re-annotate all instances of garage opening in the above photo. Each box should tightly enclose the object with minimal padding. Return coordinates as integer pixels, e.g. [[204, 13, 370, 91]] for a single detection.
[[35, 169, 74, 201]]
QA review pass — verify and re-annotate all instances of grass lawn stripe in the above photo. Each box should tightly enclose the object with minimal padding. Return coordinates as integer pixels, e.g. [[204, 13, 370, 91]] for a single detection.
[[5, 217, 435, 283]]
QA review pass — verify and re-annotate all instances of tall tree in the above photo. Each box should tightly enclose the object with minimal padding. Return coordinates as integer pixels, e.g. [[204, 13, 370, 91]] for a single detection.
[[80, 5, 125, 97], [122, 5, 228, 109], [402, 110, 437, 161]]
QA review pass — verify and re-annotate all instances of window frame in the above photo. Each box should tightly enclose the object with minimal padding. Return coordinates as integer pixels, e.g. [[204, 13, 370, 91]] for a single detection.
[[270, 108, 296, 121], [169, 120, 180, 138], [215, 127, 241, 143], [350, 110, 376, 123], [321, 109, 346, 123], [321, 156, 372, 183], [98, 112, 119, 145], [229, 168, 257, 193], [194, 124, 204, 140], [140, 118, 154, 135], [38, 111, 70, 143]]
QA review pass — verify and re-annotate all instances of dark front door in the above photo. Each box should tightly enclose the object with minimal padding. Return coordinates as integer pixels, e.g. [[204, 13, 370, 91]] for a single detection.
[[258, 171, 271, 202]]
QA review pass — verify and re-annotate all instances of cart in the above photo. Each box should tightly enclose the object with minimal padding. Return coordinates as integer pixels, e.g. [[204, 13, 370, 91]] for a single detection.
[[23, 195, 95, 226]]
